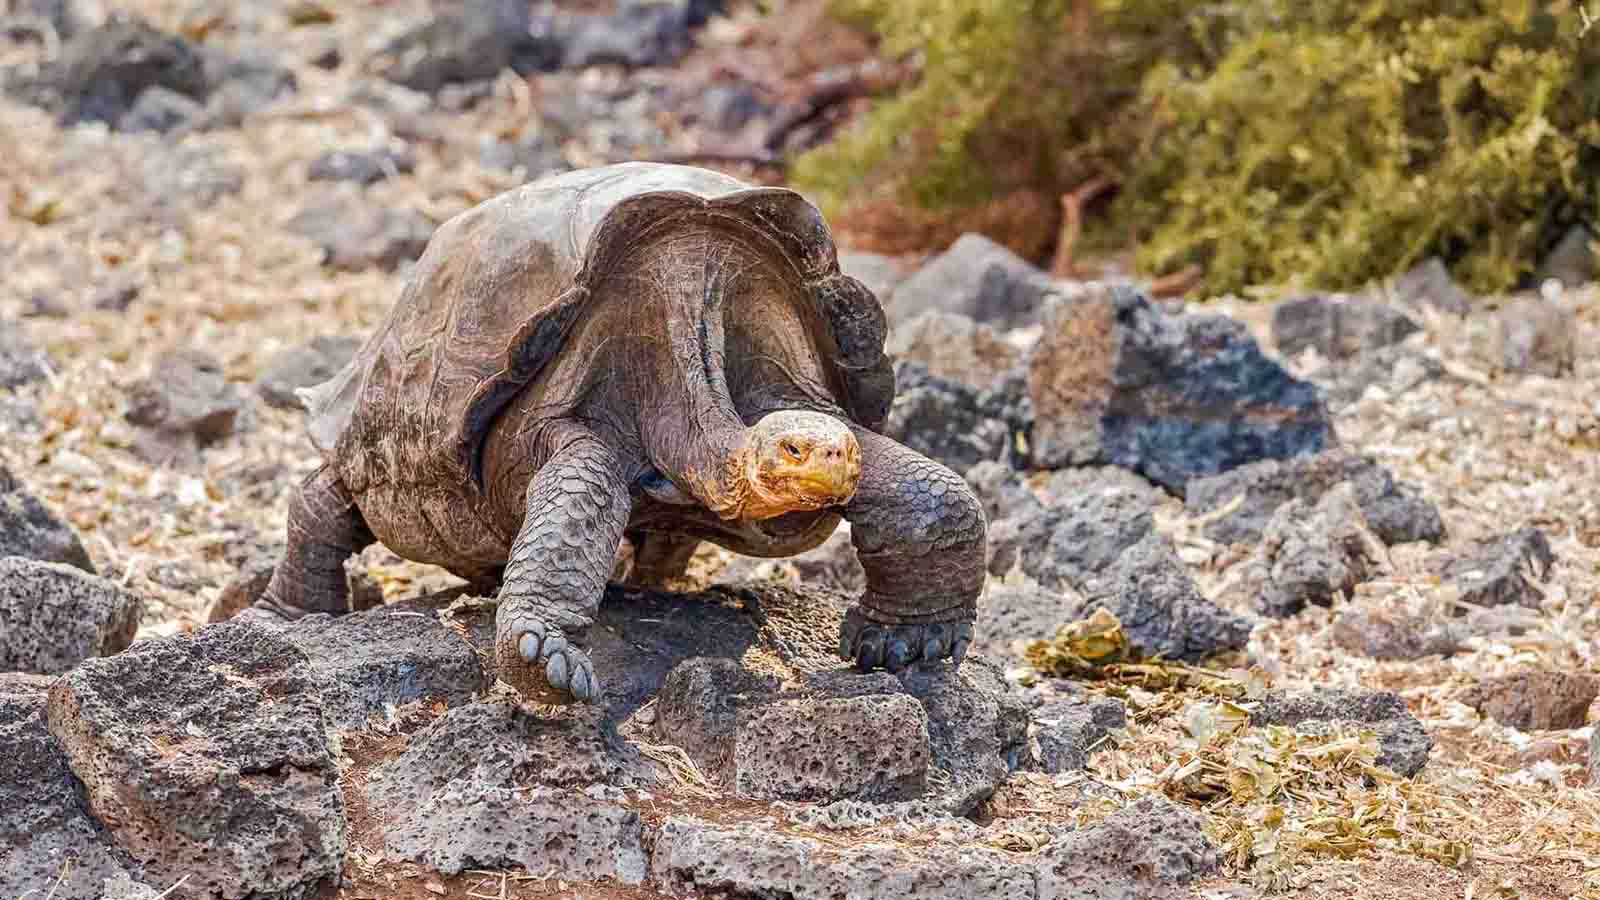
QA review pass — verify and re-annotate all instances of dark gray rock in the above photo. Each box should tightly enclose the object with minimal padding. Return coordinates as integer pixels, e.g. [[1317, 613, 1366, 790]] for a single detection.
[[887, 233, 1057, 330], [1460, 671, 1598, 731], [304, 37, 341, 69], [1495, 296, 1575, 377], [4, 0, 83, 41], [307, 147, 416, 186], [0, 463, 93, 571], [444, 581, 1025, 814], [561, 1, 694, 69], [443, 581, 812, 720], [91, 277, 141, 312], [735, 692, 929, 802], [839, 251, 909, 306], [1078, 532, 1253, 662], [1430, 527, 1554, 612], [0, 558, 141, 675], [888, 310, 1026, 388], [0, 673, 150, 900], [1027, 288, 1333, 492], [1271, 295, 1419, 361], [1251, 688, 1431, 776], [8, 17, 208, 126], [200, 46, 297, 126], [46, 621, 345, 899], [965, 460, 1042, 524], [374, 0, 547, 93], [478, 132, 571, 179], [972, 582, 1070, 662], [1331, 604, 1461, 661], [997, 477, 1161, 590], [0, 319, 52, 388], [1538, 224, 1594, 289], [123, 349, 245, 465], [369, 701, 646, 802], [651, 816, 1032, 899], [1034, 796, 1221, 900], [0, 394, 38, 430], [1245, 484, 1378, 619], [678, 0, 726, 27], [640, 633, 1025, 815], [883, 360, 1025, 473], [675, 661, 1023, 815], [697, 82, 766, 131], [287, 600, 488, 731], [1310, 343, 1445, 409], [649, 656, 775, 785], [898, 658, 1030, 813], [287, 194, 433, 271], [131, 145, 245, 229], [1186, 449, 1445, 547], [256, 335, 361, 410], [980, 471, 1246, 662], [1029, 693, 1126, 774], [364, 701, 650, 882], [115, 84, 203, 133], [1391, 256, 1471, 316], [1035, 466, 1163, 510], [435, 78, 495, 112]]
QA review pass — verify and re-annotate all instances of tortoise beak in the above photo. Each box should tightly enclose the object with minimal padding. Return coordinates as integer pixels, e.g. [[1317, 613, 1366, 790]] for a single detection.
[[788, 437, 861, 503]]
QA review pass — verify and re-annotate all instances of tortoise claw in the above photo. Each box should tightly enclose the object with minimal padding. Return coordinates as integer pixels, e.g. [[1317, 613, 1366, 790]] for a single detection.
[[496, 607, 599, 705], [885, 638, 914, 672], [838, 608, 974, 673]]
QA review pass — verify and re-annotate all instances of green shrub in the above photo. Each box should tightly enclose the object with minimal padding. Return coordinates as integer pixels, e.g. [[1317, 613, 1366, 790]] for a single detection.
[[796, 0, 1600, 295], [1128, 0, 1600, 295], [791, 0, 1207, 259]]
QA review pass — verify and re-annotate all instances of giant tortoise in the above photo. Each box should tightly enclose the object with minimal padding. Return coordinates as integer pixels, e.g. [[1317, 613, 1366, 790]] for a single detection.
[[251, 162, 987, 704]]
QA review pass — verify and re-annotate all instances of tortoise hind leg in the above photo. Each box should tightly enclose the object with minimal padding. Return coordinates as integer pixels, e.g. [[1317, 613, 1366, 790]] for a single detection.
[[250, 464, 375, 622], [838, 427, 985, 672], [622, 531, 700, 589], [494, 425, 632, 705]]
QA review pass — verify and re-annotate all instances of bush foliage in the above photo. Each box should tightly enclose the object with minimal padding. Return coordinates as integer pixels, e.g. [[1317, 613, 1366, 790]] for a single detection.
[[794, 0, 1600, 295]]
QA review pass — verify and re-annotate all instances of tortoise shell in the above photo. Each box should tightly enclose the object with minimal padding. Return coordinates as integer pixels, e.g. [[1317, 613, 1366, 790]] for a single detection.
[[300, 162, 893, 498]]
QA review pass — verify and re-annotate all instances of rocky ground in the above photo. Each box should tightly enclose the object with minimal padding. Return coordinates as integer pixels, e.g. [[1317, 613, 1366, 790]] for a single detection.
[[2, 1, 1600, 899]]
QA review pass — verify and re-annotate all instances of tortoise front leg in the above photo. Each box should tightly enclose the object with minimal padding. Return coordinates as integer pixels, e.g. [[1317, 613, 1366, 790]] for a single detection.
[[839, 428, 986, 672], [494, 427, 631, 704]]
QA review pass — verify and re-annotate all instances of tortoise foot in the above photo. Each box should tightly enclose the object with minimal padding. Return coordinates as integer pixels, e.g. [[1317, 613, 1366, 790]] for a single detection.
[[495, 609, 599, 704], [838, 608, 973, 673]]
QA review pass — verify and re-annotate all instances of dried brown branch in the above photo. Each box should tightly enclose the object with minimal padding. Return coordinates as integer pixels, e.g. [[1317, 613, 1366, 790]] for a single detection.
[[1049, 174, 1117, 278]]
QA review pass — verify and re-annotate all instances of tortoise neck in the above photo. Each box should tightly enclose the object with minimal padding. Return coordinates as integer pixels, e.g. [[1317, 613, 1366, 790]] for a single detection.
[[627, 226, 758, 518]]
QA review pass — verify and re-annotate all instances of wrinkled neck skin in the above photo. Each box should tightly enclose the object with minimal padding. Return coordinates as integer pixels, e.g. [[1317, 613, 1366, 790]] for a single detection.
[[629, 229, 762, 521]]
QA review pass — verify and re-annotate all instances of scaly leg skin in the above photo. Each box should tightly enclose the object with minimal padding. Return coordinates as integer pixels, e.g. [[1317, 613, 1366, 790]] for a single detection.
[[247, 464, 376, 623], [622, 531, 700, 589], [839, 428, 986, 673], [494, 428, 631, 705]]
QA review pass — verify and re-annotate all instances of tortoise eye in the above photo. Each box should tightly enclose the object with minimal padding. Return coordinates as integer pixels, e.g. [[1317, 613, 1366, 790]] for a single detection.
[[781, 441, 804, 460]]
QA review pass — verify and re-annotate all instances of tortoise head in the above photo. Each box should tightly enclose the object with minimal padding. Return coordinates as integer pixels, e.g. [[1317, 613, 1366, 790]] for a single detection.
[[735, 411, 862, 520]]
